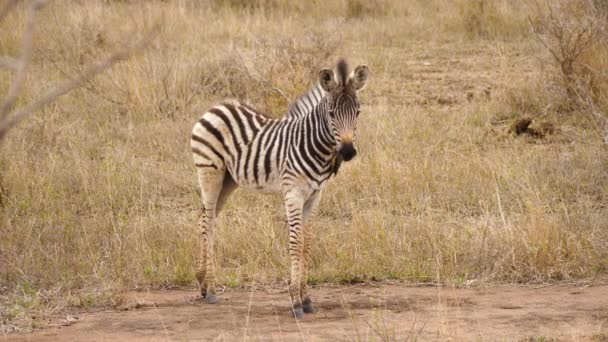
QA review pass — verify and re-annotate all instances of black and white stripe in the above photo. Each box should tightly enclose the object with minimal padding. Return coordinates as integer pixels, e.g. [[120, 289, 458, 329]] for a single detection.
[[286, 83, 326, 119], [192, 100, 338, 190], [191, 59, 370, 318]]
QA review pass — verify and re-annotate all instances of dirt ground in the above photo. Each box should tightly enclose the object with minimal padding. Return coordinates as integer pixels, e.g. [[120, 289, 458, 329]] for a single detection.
[[7, 283, 607, 341]]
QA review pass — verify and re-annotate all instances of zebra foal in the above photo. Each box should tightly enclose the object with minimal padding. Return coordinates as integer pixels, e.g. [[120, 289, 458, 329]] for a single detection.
[[191, 59, 369, 318]]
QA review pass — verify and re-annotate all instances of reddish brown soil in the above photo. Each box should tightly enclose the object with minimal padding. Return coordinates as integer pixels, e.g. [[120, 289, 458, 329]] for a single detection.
[[8, 284, 608, 341]]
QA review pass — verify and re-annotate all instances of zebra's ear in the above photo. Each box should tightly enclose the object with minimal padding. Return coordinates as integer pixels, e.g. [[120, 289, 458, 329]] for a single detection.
[[348, 65, 370, 91], [319, 68, 338, 92]]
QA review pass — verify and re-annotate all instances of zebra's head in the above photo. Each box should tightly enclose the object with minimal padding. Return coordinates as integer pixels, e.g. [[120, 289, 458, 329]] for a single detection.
[[319, 59, 369, 162]]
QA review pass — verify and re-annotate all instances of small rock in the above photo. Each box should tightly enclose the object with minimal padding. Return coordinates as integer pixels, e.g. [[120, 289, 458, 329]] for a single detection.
[[61, 315, 79, 326]]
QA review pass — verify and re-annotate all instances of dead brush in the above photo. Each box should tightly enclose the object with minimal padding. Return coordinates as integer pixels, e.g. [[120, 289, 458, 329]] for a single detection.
[[453, 0, 529, 40], [202, 26, 343, 117], [345, 0, 392, 19], [207, 0, 300, 13], [0, 0, 159, 141], [529, 0, 608, 142]]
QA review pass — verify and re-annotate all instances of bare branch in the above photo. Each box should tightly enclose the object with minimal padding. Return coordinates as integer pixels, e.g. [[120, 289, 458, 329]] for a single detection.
[[529, 15, 562, 65], [44, 52, 125, 105], [0, 0, 20, 23], [233, 49, 292, 103], [0, 0, 44, 121], [0, 24, 160, 141], [0, 56, 18, 70]]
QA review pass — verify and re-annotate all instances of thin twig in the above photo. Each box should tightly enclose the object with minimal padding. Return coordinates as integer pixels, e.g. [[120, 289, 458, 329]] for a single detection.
[[0, 24, 160, 140], [0, 0, 44, 121], [0, 0, 21, 23], [44, 52, 125, 105], [0, 56, 18, 70], [234, 48, 292, 103]]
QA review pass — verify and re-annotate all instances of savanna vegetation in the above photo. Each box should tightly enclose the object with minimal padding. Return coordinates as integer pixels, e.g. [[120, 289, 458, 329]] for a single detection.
[[1, 0, 607, 332]]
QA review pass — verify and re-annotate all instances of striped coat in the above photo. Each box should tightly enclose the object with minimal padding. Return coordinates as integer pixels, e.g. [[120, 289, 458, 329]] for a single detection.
[[191, 59, 369, 318]]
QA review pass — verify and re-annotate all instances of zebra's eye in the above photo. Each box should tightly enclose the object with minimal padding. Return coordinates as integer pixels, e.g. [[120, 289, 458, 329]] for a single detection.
[[328, 110, 335, 118]]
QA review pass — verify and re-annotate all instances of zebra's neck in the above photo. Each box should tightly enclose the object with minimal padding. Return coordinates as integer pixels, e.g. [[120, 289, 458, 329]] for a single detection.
[[289, 98, 336, 168], [286, 83, 327, 119]]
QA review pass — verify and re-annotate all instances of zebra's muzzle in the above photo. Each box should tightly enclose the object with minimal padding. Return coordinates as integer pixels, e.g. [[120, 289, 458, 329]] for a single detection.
[[339, 143, 357, 162]]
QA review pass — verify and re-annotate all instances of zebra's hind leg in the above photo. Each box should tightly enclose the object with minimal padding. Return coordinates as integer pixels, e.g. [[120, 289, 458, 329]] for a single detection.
[[195, 212, 208, 298], [195, 167, 231, 304]]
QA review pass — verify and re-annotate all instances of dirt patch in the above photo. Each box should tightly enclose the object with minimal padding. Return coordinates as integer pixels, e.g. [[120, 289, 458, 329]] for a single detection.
[[8, 284, 608, 341]]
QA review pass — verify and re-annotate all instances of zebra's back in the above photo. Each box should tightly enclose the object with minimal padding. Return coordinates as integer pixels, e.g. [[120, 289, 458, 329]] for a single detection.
[[191, 101, 286, 192]]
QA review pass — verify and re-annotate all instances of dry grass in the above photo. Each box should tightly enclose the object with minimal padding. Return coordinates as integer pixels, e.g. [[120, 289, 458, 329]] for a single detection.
[[1, 0, 607, 332]]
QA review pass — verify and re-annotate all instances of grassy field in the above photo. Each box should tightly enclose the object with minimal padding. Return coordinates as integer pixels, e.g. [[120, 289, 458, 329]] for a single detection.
[[1, 0, 607, 332]]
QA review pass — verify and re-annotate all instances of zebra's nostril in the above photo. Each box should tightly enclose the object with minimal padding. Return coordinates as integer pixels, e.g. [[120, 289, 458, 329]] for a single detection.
[[339, 144, 357, 161]]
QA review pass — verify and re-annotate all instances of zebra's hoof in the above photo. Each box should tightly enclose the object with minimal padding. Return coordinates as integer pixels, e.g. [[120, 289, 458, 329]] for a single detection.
[[206, 294, 219, 304], [292, 305, 304, 319], [303, 302, 316, 314], [200, 289, 207, 298]]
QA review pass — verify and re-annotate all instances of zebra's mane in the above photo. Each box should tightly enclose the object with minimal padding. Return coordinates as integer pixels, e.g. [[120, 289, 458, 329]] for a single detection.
[[286, 82, 327, 119], [336, 59, 349, 86], [285, 59, 350, 119]]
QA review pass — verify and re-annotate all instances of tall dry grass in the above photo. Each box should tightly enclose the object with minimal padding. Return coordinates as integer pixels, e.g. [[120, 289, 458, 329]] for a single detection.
[[1, 0, 606, 332]]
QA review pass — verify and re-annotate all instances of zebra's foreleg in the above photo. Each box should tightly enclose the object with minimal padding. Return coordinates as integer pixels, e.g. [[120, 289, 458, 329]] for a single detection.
[[301, 223, 314, 313], [284, 189, 306, 319], [301, 192, 321, 314]]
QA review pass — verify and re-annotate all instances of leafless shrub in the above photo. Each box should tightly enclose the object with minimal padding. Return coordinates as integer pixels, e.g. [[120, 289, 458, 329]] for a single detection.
[[345, 0, 391, 19], [529, 0, 608, 142], [454, 0, 528, 40], [202, 24, 343, 116], [459, 0, 496, 38], [530, 1, 599, 95], [207, 0, 301, 13], [0, 1, 159, 141], [207, 0, 395, 22]]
